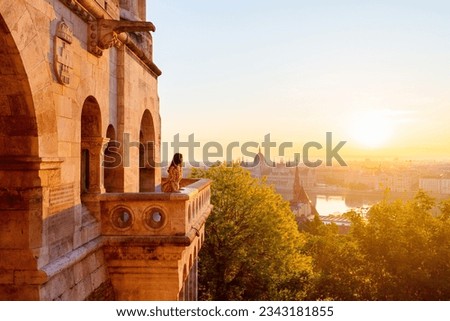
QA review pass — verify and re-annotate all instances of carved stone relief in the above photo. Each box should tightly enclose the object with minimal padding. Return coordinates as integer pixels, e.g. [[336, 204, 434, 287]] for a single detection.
[[54, 19, 73, 86]]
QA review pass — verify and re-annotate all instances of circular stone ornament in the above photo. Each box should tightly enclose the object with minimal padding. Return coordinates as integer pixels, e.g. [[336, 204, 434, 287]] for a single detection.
[[110, 206, 134, 230], [143, 207, 167, 230]]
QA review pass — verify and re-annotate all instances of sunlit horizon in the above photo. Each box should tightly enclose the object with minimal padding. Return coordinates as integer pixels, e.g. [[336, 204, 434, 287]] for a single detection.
[[148, 1, 450, 162]]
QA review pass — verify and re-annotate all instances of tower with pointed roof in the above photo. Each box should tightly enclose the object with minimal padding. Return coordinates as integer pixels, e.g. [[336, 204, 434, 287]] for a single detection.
[[291, 166, 318, 219]]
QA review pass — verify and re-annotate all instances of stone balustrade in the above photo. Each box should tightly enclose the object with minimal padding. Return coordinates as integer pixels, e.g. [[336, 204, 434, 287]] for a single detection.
[[98, 178, 212, 300], [99, 178, 212, 242]]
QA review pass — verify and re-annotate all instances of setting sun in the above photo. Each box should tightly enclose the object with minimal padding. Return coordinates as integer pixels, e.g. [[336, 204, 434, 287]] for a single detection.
[[349, 110, 394, 148]]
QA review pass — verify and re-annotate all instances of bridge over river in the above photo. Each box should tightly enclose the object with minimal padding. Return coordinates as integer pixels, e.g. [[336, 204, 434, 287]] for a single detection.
[[305, 187, 416, 216]]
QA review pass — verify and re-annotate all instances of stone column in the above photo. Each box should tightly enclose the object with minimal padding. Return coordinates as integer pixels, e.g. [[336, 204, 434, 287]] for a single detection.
[[81, 137, 109, 194], [0, 156, 63, 300]]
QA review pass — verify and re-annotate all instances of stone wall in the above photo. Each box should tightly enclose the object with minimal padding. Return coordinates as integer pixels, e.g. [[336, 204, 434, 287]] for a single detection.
[[0, 0, 211, 301], [0, 0, 163, 300], [86, 279, 116, 301]]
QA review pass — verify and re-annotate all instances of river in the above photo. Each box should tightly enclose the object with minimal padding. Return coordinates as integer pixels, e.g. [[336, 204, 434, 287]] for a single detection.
[[314, 194, 380, 217]]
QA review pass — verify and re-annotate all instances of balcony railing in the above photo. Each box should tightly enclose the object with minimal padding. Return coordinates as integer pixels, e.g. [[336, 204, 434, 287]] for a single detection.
[[99, 178, 212, 245]]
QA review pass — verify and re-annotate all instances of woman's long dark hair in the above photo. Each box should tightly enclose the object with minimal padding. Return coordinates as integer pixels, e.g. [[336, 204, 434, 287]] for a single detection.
[[169, 153, 183, 168]]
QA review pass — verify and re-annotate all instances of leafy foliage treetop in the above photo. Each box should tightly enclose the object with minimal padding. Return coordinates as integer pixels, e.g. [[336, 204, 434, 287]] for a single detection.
[[304, 190, 450, 301], [191, 164, 312, 300]]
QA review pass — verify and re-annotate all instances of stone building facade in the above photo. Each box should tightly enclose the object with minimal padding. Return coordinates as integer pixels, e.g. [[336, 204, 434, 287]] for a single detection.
[[0, 0, 211, 300]]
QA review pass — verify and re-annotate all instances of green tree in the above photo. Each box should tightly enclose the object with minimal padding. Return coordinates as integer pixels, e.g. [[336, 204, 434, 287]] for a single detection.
[[304, 191, 450, 300], [439, 199, 450, 221], [302, 212, 373, 300], [352, 193, 450, 300], [191, 164, 312, 300], [305, 232, 372, 300]]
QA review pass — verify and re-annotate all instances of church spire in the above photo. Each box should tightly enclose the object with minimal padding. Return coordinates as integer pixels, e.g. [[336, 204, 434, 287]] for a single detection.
[[292, 166, 319, 215], [293, 166, 307, 203]]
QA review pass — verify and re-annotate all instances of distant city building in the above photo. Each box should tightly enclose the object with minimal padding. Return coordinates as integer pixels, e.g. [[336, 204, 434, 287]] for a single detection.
[[375, 170, 419, 193], [420, 176, 450, 195], [245, 150, 316, 201], [244, 152, 318, 221], [319, 215, 351, 234]]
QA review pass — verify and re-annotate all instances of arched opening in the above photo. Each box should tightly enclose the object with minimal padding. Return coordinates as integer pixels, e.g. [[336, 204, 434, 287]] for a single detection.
[[139, 110, 156, 192], [0, 13, 42, 299], [0, 16, 38, 158], [178, 264, 188, 301], [80, 96, 104, 194], [81, 149, 90, 191], [104, 124, 121, 192]]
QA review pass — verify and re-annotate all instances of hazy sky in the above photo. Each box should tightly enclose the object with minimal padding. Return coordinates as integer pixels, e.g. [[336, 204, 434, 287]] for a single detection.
[[148, 1, 450, 162]]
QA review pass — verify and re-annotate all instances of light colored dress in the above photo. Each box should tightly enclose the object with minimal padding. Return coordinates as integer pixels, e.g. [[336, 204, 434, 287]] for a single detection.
[[162, 165, 182, 192]]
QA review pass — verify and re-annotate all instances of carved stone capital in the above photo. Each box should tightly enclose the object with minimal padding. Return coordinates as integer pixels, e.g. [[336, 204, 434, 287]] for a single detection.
[[81, 137, 110, 153], [88, 18, 156, 57]]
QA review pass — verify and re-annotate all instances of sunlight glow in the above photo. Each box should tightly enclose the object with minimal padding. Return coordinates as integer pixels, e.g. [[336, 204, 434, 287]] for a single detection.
[[349, 110, 395, 148]]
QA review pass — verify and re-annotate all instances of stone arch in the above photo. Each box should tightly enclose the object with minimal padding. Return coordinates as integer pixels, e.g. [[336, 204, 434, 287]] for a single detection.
[[139, 109, 156, 192], [0, 16, 38, 158], [1, 1, 57, 158], [106, 124, 116, 142], [178, 263, 189, 301], [81, 96, 105, 194], [104, 124, 121, 192], [0, 11, 47, 300], [183, 264, 188, 282]]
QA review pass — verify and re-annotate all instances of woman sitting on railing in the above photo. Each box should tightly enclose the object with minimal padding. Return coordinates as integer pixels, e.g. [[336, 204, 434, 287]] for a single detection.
[[162, 153, 183, 193]]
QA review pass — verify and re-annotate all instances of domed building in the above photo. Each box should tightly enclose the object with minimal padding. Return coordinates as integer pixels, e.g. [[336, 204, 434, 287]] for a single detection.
[[249, 148, 273, 177], [246, 150, 316, 206]]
